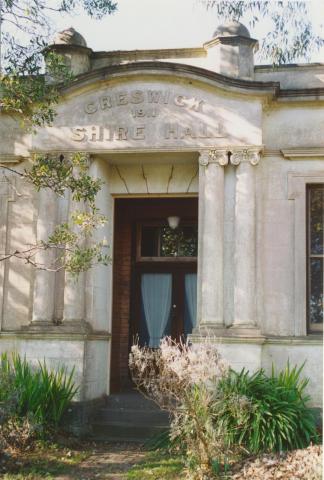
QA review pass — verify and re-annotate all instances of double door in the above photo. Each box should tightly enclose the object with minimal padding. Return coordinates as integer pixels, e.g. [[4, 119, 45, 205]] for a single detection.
[[132, 264, 197, 347]]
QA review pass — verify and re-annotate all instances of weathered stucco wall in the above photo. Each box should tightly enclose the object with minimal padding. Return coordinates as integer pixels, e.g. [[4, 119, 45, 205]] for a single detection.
[[32, 75, 263, 153], [255, 64, 324, 89], [0, 165, 36, 331], [0, 63, 323, 406]]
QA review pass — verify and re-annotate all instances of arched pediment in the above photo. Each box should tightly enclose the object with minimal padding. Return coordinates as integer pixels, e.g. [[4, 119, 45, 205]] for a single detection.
[[33, 62, 277, 153]]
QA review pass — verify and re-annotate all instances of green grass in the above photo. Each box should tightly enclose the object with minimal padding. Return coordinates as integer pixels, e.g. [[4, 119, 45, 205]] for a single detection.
[[127, 451, 185, 480], [3, 473, 54, 480]]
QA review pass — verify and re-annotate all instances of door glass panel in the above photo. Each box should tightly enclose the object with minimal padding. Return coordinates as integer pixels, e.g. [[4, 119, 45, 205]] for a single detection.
[[310, 186, 324, 255], [140, 273, 172, 347], [308, 185, 324, 332], [309, 258, 323, 327], [184, 273, 197, 335], [160, 226, 198, 257], [141, 226, 159, 257], [140, 224, 197, 258]]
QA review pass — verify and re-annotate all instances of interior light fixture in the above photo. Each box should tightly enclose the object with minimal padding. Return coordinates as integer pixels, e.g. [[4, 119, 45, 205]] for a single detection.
[[167, 216, 180, 229]]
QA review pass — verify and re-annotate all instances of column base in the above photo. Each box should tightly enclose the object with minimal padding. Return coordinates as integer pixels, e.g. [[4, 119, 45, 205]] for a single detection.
[[192, 323, 262, 338], [226, 324, 262, 337], [21, 320, 93, 334], [192, 324, 227, 337]]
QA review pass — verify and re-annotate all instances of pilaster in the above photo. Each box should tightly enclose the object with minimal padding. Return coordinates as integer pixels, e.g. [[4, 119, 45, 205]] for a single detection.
[[62, 154, 90, 333], [31, 187, 58, 325]]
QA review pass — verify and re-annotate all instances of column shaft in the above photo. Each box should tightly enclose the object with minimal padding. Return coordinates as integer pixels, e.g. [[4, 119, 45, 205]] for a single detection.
[[231, 149, 261, 330], [63, 193, 86, 324], [197, 150, 227, 328], [233, 162, 256, 325], [32, 188, 57, 323]]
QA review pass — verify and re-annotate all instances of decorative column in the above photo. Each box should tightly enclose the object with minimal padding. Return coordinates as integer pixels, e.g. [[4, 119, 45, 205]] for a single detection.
[[196, 149, 228, 331], [62, 155, 89, 332], [32, 188, 58, 324], [230, 148, 261, 333]]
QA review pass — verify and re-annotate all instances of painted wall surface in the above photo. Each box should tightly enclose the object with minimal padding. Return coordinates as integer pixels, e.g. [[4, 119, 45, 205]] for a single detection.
[[32, 77, 263, 152], [0, 67, 323, 406]]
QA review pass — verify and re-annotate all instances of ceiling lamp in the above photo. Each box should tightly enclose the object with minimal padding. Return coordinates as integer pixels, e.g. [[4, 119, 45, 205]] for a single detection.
[[167, 216, 180, 230]]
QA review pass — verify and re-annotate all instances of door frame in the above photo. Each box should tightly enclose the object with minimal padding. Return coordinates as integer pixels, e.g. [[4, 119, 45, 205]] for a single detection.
[[110, 196, 198, 392]]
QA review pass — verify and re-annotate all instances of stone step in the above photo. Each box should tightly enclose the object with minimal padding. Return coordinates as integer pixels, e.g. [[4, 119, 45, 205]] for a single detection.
[[104, 393, 161, 411], [94, 407, 169, 425], [91, 421, 169, 442], [90, 393, 170, 442]]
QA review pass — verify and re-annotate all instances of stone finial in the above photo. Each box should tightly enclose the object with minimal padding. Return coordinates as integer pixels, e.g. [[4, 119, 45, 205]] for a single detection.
[[204, 20, 258, 80], [213, 20, 251, 39], [53, 27, 87, 48], [45, 27, 91, 76]]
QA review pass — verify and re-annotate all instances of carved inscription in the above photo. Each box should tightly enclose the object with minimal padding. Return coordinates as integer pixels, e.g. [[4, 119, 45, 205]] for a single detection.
[[70, 88, 225, 144], [71, 123, 223, 142], [84, 90, 204, 114]]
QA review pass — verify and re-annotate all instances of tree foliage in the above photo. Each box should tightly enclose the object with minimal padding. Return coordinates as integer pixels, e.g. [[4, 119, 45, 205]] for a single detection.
[[202, 1, 324, 64], [0, 1, 116, 273], [0, 0, 117, 126], [1, 153, 110, 274], [0, 0, 322, 274]]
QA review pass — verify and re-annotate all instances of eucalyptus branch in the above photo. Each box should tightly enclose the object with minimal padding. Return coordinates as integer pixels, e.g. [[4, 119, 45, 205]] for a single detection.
[[0, 239, 110, 273], [200, 0, 324, 64], [0, 152, 110, 275], [0, 165, 24, 177]]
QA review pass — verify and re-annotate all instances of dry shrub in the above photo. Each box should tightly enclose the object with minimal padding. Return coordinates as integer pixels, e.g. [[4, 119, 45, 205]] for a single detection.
[[130, 337, 227, 409], [231, 444, 322, 480], [0, 416, 39, 452], [129, 337, 229, 476]]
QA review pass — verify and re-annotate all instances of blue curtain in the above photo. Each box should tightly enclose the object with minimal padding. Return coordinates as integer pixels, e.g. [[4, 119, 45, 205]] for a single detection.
[[184, 273, 197, 334], [141, 273, 172, 347]]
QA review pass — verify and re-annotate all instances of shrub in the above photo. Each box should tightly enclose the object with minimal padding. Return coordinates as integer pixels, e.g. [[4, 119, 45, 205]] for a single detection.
[[0, 353, 78, 432], [218, 363, 319, 453], [129, 337, 229, 476]]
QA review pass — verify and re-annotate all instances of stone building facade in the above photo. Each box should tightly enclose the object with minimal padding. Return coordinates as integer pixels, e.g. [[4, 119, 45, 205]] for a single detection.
[[0, 22, 323, 413]]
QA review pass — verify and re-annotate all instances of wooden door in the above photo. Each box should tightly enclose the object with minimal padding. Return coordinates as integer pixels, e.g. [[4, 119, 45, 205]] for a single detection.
[[131, 222, 197, 347]]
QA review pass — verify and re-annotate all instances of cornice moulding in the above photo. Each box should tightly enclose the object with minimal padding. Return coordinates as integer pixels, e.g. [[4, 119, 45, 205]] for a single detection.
[[0, 155, 26, 164], [44, 43, 93, 56], [203, 35, 258, 51], [255, 62, 324, 72], [281, 148, 324, 159], [263, 149, 282, 157], [0, 331, 111, 341], [277, 89, 324, 102], [59, 61, 324, 103], [61, 61, 280, 98], [30, 145, 263, 156], [92, 47, 207, 60]]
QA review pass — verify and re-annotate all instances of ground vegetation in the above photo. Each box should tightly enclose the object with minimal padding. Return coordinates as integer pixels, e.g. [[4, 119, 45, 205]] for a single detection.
[[129, 337, 320, 479], [0, 352, 77, 453]]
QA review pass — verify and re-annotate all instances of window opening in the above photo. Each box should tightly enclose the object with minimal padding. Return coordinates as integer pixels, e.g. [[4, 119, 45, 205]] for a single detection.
[[307, 184, 324, 333]]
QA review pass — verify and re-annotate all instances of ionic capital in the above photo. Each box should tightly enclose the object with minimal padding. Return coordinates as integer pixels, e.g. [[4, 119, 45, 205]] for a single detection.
[[229, 148, 262, 166], [198, 149, 229, 167]]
